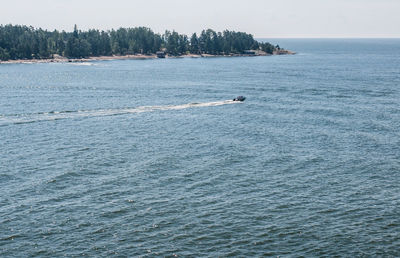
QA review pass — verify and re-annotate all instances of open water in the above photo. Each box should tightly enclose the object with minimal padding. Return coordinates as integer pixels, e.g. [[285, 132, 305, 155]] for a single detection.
[[1, 39, 400, 256]]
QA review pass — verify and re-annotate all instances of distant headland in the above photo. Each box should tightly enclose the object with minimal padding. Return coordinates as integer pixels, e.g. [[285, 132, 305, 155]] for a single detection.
[[0, 24, 294, 64]]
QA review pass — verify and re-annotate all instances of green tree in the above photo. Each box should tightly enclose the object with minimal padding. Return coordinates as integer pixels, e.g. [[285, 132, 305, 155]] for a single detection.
[[165, 30, 180, 55], [0, 47, 10, 60], [0, 24, 278, 60], [190, 33, 199, 54]]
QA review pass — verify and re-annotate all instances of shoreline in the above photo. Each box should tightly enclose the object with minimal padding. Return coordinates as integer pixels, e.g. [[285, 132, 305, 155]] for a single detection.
[[0, 50, 295, 64]]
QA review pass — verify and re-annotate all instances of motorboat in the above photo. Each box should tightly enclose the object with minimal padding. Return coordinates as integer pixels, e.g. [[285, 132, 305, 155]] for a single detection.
[[233, 96, 246, 102]]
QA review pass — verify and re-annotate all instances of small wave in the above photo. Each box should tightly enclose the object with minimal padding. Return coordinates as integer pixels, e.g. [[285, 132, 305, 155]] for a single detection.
[[1, 234, 22, 241], [0, 100, 241, 126], [69, 62, 94, 66]]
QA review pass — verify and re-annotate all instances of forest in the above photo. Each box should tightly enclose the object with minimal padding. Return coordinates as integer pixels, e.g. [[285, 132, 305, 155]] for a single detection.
[[0, 24, 278, 61]]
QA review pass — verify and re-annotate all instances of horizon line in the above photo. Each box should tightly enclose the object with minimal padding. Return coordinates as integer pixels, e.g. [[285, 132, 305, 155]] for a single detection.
[[256, 36, 400, 39]]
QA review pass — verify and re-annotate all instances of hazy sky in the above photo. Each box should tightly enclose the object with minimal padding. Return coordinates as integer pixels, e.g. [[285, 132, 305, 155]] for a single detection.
[[2, 0, 399, 38]]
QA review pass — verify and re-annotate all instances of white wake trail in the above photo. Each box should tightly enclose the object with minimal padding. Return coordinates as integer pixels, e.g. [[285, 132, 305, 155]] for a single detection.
[[0, 100, 241, 126]]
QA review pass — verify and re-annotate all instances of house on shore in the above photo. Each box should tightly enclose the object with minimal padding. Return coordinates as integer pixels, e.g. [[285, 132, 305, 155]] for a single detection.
[[156, 51, 166, 58]]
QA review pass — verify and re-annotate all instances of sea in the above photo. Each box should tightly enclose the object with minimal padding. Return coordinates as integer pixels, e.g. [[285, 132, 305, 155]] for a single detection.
[[1, 39, 400, 257]]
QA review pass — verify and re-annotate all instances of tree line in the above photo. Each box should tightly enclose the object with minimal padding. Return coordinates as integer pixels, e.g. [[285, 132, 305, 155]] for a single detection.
[[0, 24, 278, 61]]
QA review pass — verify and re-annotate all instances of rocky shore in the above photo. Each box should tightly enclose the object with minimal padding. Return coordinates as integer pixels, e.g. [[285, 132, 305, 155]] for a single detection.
[[0, 50, 295, 64]]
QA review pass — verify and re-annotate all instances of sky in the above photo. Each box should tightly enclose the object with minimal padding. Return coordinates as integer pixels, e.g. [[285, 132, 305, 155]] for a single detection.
[[1, 0, 400, 38]]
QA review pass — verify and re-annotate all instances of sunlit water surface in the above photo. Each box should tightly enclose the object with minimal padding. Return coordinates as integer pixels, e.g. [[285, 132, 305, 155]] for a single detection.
[[1, 39, 400, 256]]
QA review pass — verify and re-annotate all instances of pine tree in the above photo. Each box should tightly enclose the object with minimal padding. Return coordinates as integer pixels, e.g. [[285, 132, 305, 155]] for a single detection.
[[0, 24, 277, 61]]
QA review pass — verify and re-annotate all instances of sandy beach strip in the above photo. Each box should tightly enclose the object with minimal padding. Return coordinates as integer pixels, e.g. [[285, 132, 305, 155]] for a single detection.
[[0, 50, 295, 64], [0, 54, 157, 64]]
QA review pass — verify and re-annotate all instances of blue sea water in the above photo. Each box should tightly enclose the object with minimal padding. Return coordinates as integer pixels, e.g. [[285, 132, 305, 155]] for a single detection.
[[1, 39, 400, 257]]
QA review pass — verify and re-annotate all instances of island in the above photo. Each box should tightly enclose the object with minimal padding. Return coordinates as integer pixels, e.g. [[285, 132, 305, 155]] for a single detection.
[[0, 24, 294, 63]]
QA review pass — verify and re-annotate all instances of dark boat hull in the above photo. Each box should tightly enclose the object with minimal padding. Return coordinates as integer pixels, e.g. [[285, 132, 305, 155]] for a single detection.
[[233, 96, 246, 101]]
